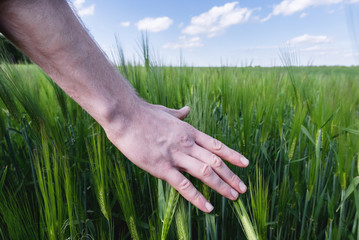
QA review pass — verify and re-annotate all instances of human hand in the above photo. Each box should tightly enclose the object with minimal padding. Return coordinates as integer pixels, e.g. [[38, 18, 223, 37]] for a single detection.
[[104, 100, 249, 213]]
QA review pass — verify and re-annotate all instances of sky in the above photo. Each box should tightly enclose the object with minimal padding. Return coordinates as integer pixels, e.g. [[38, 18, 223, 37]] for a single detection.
[[70, 0, 359, 66]]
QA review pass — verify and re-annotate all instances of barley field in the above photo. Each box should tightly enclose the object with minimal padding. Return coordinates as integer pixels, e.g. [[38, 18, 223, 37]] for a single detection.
[[0, 57, 358, 239]]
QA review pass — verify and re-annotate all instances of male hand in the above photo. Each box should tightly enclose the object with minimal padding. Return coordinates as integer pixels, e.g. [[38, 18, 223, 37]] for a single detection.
[[104, 101, 249, 212]]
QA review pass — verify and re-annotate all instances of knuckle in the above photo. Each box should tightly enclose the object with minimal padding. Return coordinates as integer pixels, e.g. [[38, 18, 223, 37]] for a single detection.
[[179, 135, 194, 147], [192, 190, 201, 202], [178, 178, 192, 191], [213, 139, 223, 151], [181, 182, 201, 202], [212, 155, 223, 168], [201, 164, 213, 178], [231, 174, 240, 185]]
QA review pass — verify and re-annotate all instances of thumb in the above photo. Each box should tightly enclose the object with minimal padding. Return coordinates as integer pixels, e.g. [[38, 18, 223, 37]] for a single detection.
[[169, 106, 190, 120]]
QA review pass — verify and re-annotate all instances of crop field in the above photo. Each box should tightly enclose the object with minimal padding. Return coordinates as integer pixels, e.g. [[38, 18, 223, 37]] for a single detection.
[[0, 60, 358, 239]]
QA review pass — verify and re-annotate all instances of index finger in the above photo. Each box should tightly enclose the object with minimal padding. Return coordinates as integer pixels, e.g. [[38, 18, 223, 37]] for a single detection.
[[194, 130, 249, 167]]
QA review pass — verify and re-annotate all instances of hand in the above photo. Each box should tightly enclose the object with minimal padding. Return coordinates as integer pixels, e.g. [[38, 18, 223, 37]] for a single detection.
[[104, 100, 249, 213]]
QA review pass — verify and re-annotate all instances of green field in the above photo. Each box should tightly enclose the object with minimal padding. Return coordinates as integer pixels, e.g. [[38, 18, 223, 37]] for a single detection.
[[0, 62, 358, 239]]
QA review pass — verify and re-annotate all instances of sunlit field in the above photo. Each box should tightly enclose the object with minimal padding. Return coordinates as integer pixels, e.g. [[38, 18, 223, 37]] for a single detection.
[[0, 55, 358, 239]]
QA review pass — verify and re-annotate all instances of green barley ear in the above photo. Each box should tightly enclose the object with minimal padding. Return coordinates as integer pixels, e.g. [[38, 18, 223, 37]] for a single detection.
[[249, 166, 268, 240], [87, 127, 110, 220], [233, 197, 258, 240], [112, 155, 140, 240], [33, 127, 66, 240], [86, 126, 112, 240], [175, 199, 189, 240], [161, 187, 180, 240]]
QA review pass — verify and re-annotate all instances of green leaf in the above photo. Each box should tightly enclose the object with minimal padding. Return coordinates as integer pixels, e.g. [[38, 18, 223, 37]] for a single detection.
[[301, 125, 315, 145], [340, 127, 359, 136], [0, 166, 8, 192], [336, 177, 359, 212]]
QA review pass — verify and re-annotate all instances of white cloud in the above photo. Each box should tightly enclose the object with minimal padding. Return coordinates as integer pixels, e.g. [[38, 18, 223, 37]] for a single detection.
[[73, 0, 95, 16], [273, 0, 342, 16], [163, 36, 203, 49], [73, 0, 85, 8], [78, 5, 95, 16], [136, 17, 173, 32], [262, 0, 343, 21], [121, 21, 131, 27], [182, 2, 252, 37], [300, 12, 307, 18], [287, 34, 331, 45]]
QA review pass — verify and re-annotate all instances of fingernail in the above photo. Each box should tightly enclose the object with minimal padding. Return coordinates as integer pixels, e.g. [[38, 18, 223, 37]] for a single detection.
[[205, 202, 214, 212], [241, 156, 249, 166], [239, 181, 247, 192], [231, 188, 239, 199]]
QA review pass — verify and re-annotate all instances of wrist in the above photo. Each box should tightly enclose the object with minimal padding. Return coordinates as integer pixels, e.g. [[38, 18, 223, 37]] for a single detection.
[[99, 92, 144, 138]]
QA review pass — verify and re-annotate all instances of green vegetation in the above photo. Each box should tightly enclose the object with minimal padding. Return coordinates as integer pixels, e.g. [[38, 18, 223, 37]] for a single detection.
[[0, 35, 30, 64], [0, 58, 358, 239]]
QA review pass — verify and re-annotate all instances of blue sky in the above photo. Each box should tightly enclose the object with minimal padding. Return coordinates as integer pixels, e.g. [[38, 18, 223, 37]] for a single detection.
[[71, 0, 359, 66]]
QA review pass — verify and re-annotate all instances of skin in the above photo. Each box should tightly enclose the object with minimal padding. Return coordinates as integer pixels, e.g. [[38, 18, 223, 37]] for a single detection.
[[0, 0, 249, 212]]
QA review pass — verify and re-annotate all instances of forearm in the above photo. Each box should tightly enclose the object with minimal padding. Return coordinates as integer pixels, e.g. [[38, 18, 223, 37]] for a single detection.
[[0, 0, 139, 130]]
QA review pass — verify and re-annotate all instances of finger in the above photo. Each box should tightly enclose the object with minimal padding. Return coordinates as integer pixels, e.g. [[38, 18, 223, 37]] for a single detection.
[[168, 106, 190, 120], [194, 130, 249, 167], [190, 144, 247, 193], [175, 152, 240, 200], [164, 169, 214, 213]]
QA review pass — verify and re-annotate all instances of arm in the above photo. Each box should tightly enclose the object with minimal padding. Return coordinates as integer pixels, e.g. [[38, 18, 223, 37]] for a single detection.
[[0, 0, 249, 212]]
